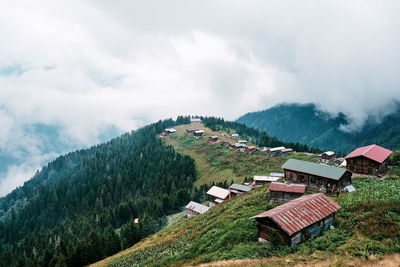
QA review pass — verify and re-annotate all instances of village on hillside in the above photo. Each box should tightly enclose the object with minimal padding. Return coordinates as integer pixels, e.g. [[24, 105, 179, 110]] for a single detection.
[[162, 118, 394, 246]]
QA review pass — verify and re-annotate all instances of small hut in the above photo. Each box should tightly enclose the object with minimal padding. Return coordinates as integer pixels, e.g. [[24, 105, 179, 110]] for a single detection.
[[251, 193, 341, 246]]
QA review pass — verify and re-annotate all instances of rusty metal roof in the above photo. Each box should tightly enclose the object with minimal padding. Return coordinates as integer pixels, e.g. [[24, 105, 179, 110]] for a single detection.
[[269, 182, 306, 193], [251, 193, 341, 236], [345, 144, 392, 163]]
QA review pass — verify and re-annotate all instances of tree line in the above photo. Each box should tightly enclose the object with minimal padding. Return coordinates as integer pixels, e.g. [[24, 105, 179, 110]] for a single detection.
[[202, 117, 322, 153]]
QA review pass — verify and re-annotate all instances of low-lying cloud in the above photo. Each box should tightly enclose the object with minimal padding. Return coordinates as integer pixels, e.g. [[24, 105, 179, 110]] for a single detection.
[[1, 0, 400, 195]]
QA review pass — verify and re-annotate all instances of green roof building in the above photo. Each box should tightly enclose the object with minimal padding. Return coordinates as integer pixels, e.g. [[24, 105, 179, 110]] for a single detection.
[[281, 159, 352, 194]]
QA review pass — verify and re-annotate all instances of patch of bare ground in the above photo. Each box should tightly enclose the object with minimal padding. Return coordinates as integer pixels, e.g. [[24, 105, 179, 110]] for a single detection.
[[196, 253, 400, 267]]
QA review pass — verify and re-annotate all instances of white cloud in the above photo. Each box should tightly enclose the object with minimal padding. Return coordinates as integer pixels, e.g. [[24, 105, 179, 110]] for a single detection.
[[1, 0, 400, 195]]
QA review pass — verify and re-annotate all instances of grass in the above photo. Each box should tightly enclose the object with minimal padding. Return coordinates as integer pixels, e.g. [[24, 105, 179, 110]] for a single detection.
[[95, 177, 400, 267], [164, 124, 318, 187]]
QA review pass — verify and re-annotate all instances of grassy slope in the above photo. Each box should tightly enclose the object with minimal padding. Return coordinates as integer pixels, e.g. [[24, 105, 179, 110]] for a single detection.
[[95, 178, 400, 267], [92, 124, 400, 266], [164, 123, 317, 187]]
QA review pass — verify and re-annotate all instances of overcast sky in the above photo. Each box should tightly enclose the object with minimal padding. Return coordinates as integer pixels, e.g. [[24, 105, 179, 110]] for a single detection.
[[1, 0, 400, 195]]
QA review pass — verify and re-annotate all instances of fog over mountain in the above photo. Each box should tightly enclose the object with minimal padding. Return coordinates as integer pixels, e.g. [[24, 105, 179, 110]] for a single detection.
[[1, 0, 400, 195]]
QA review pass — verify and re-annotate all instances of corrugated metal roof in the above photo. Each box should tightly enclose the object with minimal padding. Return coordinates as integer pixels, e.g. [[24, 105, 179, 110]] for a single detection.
[[323, 151, 336, 156], [207, 186, 230, 199], [269, 182, 306, 193], [254, 176, 280, 182], [345, 144, 392, 163], [194, 130, 205, 134], [247, 146, 257, 150], [251, 193, 341, 236], [231, 134, 239, 137], [282, 159, 347, 180], [282, 148, 293, 152], [185, 201, 210, 214], [270, 172, 284, 178], [229, 183, 252, 192], [210, 135, 219, 138]]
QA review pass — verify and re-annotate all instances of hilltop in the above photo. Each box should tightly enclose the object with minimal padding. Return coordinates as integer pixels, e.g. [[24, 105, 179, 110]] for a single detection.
[[93, 122, 400, 266], [164, 123, 317, 187], [237, 103, 400, 154]]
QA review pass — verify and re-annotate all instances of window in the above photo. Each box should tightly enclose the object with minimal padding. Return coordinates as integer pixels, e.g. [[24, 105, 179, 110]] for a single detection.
[[290, 173, 293, 180], [311, 176, 316, 183], [300, 175, 305, 182], [350, 166, 354, 171]]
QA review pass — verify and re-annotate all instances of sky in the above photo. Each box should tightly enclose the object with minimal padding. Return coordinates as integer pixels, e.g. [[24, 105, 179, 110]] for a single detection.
[[1, 0, 400, 195]]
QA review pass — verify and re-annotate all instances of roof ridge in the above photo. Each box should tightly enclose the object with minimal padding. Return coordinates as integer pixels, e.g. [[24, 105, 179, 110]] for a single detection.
[[363, 144, 375, 155]]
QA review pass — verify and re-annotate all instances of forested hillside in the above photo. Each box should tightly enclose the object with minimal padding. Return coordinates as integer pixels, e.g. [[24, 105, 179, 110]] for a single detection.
[[237, 103, 400, 153], [0, 117, 197, 266]]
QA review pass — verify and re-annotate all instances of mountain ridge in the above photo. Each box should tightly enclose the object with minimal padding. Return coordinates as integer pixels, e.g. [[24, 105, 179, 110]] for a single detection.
[[237, 103, 400, 153]]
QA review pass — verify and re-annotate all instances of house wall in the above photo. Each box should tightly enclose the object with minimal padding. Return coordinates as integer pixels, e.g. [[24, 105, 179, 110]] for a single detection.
[[291, 213, 335, 246], [186, 209, 199, 217], [256, 214, 336, 246], [256, 218, 291, 245], [269, 191, 304, 204], [268, 150, 282, 157], [346, 156, 385, 175]]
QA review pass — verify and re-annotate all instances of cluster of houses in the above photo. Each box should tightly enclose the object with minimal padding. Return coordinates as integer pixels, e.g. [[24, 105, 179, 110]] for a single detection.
[[184, 183, 252, 216], [184, 143, 393, 246], [169, 122, 394, 246]]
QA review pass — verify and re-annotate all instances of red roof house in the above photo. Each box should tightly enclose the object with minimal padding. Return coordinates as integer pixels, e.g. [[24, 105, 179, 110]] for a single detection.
[[268, 182, 306, 204], [251, 193, 341, 245], [345, 144, 392, 175]]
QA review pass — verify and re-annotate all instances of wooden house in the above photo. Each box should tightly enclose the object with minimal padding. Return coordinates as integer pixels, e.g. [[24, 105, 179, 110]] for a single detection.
[[282, 159, 352, 193], [267, 147, 286, 157], [251, 193, 341, 246], [190, 118, 202, 124], [185, 201, 210, 217], [345, 144, 392, 175], [246, 145, 257, 154], [165, 128, 176, 134], [186, 128, 199, 135], [209, 135, 219, 143], [334, 158, 346, 167], [229, 184, 252, 198], [231, 133, 239, 140], [318, 151, 336, 163], [230, 143, 247, 152], [268, 182, 306, 204], [193, 130, 205, 137], [281, 148, 293, 156], [253, 176, 280, 186], [207, 186, 230, 207]]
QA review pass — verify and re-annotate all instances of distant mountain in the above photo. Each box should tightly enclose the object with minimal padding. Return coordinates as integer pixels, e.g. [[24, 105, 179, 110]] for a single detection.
[[0, 123, 122, 196], [237, 103, 400, 154]]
